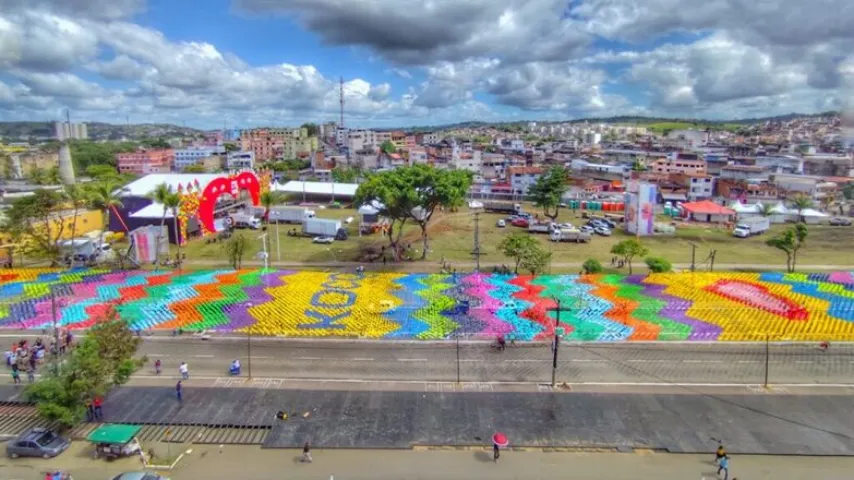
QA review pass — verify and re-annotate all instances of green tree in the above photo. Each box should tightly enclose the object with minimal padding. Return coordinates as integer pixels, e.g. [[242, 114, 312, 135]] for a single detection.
[[759, 202, 774, 217], [147, 183, 173, 264], [259, 191, 277, 221], [301, 123, 319, 137], [380, 140, 397, 154], [25, 306, 141, 427], [139, 137, 170, 149], [70, 140, 137, 170], [224, 233, 248, 269], [87, 179, 124, 248], [497, 232, 538, 274], [644, 256, 672, 273], [224, 143, 239, 153], [582, 258, 603, 274], [27, 167, 48, 185], [528, 166, 569, 222], [610, 239, 648, 274], [46, 166, 61, 185], [356, 165, 472, 260], [163, 192, 182, 262], [790, 194, 814, 223], [331, 166, 360, 183], [182, 164, 207, 173], [842, 183, 854, 201], [766, 223, 808, 272], [86, 164, 120, 180], [63, 183, 87, 257], [631, 158, 647, 172], [0, 189, 67, 263], [518, 243, 551, 276]]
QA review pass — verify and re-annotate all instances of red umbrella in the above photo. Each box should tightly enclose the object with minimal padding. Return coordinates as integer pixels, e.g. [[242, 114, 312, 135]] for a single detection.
[[492, 432, 509, 447]]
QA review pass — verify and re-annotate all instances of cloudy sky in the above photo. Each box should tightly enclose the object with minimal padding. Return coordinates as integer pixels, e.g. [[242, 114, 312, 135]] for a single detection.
[[1, 0, 852, 129]]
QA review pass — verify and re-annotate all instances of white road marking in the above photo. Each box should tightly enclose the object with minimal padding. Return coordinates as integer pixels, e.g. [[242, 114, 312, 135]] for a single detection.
[[351, 358, 374, 361], [297, 357, 322, 360], [570, 359, 606, 363], [505, 359, 542, 363], [737, 360, 759, 363], [193, 355, 214, 358], [398, 358, 428, 362]]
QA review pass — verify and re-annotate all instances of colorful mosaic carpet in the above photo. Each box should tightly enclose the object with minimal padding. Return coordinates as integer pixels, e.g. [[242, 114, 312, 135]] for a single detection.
[[1, 268, 853, 341]]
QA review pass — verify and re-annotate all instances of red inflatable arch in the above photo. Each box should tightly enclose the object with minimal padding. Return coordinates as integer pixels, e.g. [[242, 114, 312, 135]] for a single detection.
[[198, 171, 261, 233]]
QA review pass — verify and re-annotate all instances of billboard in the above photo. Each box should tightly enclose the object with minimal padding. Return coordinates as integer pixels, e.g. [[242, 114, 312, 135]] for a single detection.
[[625, 183, 657, 236], [130, 225, 168, 264]]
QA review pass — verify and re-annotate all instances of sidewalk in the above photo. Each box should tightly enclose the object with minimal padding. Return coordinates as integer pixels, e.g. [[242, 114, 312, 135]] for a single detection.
[[2, 443, 854, 480]]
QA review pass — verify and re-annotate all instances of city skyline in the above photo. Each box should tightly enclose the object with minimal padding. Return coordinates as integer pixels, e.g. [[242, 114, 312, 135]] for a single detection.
[[0, 0, 851, 129]]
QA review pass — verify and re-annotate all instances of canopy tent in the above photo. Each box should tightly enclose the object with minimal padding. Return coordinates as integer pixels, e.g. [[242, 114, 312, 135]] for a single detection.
[[798, 208, 829, 224]]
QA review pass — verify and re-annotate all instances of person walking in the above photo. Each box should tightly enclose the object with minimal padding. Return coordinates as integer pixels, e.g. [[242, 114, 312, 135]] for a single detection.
[[301, 441, 312, 463], [176, 380, 183, 403], [179, 362, 189, 380], [493, 442, 500, 462], [154, 359, 162, 375], [93, 396, 103, 420], [717, 455, 730, 480], [11, 363, 20, 384]]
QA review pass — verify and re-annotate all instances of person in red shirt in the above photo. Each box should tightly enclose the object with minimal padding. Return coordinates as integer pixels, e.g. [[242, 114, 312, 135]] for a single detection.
[[93, 396, 103, 420]]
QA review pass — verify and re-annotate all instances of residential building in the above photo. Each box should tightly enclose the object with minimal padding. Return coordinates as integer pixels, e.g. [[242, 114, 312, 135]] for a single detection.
[[240, 129, 282, 162], [453, 150, 481, 172], [198, 155, 225, 172], [391, 131, 406, 149], [347, 130, 378, 153], [754, 155, 804, 174], [281, 135, 318, 160], [54, 121, 88, 141], [667, 129, 709, 147], [508, 166, 544, 195], [375, 131, 392, 144], [116, 149, 174, 175], [423, 132, 440, 144], [174, 146, 226, 171], [404, 135, 417, 149], [771, 174, 838, 200], [584, 132, 602, 145], [651, 153, 707, 175], [335, 127, 349, 146], [801, 154, 854, 177], [687, 176, 715, 200], [227, 151, 255, 170], [408, 146, 429, 165], [719, 165, 770, 181]]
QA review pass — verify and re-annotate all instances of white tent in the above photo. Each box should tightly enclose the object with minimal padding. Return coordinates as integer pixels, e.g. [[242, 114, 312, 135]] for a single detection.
[[730, 201, 762, 219], [767, 202, 791, 224], [798, 208, 829, 224]]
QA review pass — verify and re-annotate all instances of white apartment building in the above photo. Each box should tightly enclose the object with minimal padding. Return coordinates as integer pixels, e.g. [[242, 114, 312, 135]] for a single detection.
[[347, 130, 377, 152], [55, 122, 88, 141], [453, 150, 481, 172], [227, 151, 255, 170], [584, 132, 602, 145], [688, 177, 715, 200], [509, 166, 544, 195], [174, 146, 226, 171], [335, 127, 350, 146], [422, 132, 440, 144]]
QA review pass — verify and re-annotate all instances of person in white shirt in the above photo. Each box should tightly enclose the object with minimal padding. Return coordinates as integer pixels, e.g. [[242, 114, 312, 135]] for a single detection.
[[179, 362, 189, 379]]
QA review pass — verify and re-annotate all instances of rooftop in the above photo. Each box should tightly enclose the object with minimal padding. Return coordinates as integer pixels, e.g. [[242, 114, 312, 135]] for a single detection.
[[271, 181, 359, 198]]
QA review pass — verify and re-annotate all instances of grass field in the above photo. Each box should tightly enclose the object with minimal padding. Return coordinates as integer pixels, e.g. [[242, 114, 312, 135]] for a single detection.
[[163, 203, 854, 271], [642, 121, 743, 134]]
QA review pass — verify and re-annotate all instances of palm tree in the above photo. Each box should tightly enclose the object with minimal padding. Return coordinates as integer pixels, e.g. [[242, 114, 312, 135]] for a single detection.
[[147, 182, 173, 264], [163, 192, 182, 265], [759, 202, 774, 217], [87, 179, 124, 248], [790, 194, 814, 223]]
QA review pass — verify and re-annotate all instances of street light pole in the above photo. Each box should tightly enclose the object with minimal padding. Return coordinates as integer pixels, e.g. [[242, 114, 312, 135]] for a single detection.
[[551, 297, 560, 387], [50, 287, 60, 357], [246, 301, 253, 379]]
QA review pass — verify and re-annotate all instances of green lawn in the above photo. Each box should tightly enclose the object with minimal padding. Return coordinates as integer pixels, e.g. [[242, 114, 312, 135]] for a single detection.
[[643, 121, 743, 134], [164, 203, 854, 270]]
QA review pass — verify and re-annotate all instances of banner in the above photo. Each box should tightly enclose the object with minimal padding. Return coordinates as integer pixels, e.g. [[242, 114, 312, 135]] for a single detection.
[[131, 225, 167, 263], [625, 183, 657, 236]]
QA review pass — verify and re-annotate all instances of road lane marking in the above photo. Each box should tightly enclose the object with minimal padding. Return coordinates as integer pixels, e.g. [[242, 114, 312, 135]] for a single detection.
[[505, 359, 543, 363], [193, 355, 214, 358], [351, 358, 374, 361], [398, 358, 428, 362], [297, 356, 322, 360]]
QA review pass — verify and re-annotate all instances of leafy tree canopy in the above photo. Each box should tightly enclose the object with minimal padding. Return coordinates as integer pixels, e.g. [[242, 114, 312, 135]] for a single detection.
[[528, 166, 569, 221], [498, 232, 539, 274], [610, 239, 648, 274]]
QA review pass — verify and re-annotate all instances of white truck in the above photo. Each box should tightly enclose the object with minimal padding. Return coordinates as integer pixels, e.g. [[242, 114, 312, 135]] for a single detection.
[[733, 216, 770, 238], [269, 206, 316, 224], [58, 238, 117, 265], [550, 228, 591, 243], [482, 201, 522, 215], [303, 218, 346, 239], [230, 213, 262, 230], [528, 222, 553, 234]]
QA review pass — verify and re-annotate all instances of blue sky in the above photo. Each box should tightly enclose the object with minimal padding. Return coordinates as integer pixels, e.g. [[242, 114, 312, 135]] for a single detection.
[[0, 0, 849, 128]]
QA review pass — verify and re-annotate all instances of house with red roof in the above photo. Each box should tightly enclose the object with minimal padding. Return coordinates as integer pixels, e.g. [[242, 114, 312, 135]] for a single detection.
[[680, 200, 735, 223]]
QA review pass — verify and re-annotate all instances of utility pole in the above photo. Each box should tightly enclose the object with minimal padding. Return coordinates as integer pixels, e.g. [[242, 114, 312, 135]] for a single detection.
[[551, 297, 561, 387], [689, 243, 698, 272], [709, 249, 717, 271], [246, 302, 253, 379], [50, 287, 60, 357], [339, 77, 345, 128], [472, 211, 482, 271]]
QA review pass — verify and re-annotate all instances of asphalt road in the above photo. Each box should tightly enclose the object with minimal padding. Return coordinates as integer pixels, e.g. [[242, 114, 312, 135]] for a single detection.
[[127, 337, 854, 385]]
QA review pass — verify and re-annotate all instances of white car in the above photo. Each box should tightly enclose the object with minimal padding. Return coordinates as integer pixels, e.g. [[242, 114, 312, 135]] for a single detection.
[[580, 225, 594, 233], [312, 236, 334, 244], [496, 219, 506, 228], [594, 226, 612, 236]]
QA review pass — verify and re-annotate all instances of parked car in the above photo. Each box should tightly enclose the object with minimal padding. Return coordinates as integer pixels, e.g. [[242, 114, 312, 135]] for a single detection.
[[496, 219, 506, 228], [511, 218, 529, 228], [830, 217, 852, 226], [111, 473, 170, 480], [312, 236, 334, 244], [6, 428, 69, 459], [559, 222, 573, 229], [594, 226, 612, 236], [580, 225, 594, 233]]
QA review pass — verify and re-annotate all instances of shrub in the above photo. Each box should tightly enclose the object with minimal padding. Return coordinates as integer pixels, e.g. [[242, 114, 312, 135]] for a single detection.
[[582, 258, 603, 274], [645, 257, 672, 273]]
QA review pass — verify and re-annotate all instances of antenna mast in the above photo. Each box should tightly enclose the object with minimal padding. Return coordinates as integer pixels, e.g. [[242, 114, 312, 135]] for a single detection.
[[339, 77, 345, 127]]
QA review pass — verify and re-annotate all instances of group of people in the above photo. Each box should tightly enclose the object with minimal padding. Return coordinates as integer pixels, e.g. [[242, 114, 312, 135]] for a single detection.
[[4, 333, 73, 384]]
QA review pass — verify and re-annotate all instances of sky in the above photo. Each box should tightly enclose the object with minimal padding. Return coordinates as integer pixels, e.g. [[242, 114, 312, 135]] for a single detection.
[[0, 0, 852, 129]]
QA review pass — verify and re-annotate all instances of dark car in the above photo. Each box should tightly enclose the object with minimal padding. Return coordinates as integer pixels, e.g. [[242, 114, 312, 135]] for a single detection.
[[6, 428, 69, 459]]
